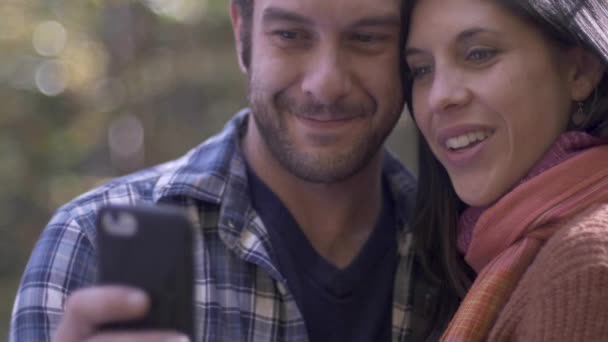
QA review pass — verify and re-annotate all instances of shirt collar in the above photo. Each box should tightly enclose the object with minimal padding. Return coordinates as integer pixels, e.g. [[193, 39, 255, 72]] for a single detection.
[[152, 109, 250, 205], [151, 108, 416, 239], [382, 149, 417, 230]]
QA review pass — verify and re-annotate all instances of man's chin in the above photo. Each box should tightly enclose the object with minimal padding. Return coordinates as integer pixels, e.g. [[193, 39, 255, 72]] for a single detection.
[[277, 149, 370, 184]]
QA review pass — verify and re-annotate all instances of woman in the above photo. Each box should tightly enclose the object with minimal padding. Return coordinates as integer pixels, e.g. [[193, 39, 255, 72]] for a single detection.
[[403, 0, 608, 340]]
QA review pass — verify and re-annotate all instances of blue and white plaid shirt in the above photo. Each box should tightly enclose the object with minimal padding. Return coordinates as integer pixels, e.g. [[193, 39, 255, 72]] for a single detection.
[[10, 110, 427, 342]]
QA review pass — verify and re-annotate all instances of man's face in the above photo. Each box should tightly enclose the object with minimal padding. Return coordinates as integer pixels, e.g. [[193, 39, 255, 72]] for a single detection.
[[237, 0, 404, 183]]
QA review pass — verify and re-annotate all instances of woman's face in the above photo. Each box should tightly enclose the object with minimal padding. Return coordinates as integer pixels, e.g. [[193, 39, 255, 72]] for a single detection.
[[405, 0, 581, 206]]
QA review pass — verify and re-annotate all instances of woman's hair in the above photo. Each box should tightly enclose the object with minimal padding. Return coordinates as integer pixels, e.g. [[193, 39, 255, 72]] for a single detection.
[[403, 0, 608, 330]]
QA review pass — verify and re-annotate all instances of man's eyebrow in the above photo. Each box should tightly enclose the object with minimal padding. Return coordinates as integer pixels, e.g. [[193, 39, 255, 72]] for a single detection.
[[262, 7, 313, 26], [352, 15, 401, 28]]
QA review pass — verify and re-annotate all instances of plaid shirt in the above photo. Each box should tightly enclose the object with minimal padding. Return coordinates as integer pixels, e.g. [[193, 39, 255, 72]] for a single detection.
[[10, 110, 428, 342]]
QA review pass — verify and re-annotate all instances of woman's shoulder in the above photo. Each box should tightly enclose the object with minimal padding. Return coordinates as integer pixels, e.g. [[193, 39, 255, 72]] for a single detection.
[[518, 203, 608, 293], [529, 204, 608, 278], [492, 204, 608, 341], [540, 203, 608, 267]]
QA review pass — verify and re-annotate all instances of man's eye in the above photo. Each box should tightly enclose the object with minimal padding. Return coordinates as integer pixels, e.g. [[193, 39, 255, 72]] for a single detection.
[[351, 33, 386, 43], [269, 29, 313, 48], [353, 33, 374, 42], [467, 48, 497, 62], [272, 30, 312, 41], [275, 30, 299, 40]]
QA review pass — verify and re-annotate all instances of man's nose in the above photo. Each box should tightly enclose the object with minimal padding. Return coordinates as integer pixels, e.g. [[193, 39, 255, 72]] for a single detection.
[[427, 67, 471, 114], [301, 46, 353, 105]]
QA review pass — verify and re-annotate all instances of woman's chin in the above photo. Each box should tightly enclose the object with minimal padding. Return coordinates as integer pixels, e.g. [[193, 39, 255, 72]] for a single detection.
[[453, 184, 497, 208]]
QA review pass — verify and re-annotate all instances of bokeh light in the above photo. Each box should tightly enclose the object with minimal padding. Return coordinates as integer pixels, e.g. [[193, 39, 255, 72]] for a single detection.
[[142, 0, 207, 24], [85, 77, 127, 113], [108, 113, 145, 169], [32, 20, 67, 57], [35, 59, 68, 96], [61, 39, 109, 90]]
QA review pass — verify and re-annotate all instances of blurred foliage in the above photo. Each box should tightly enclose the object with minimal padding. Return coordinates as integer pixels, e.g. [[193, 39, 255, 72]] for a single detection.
[[0, 0, 417, 337]]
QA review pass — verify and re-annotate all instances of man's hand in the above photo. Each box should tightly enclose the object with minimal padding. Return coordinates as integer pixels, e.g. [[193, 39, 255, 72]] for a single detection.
[[53, 286, 189, 342]]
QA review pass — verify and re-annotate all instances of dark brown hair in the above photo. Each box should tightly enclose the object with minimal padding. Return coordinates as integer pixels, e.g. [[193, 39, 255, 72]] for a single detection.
[[402, 0, 608, 331], [232, 0, 254, 69]]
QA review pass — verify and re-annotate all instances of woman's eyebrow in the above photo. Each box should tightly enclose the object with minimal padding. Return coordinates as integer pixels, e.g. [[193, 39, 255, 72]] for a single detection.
[[456, 27, 502, 43], [404, 47, 426, 58], [404, 27, 502, 57]]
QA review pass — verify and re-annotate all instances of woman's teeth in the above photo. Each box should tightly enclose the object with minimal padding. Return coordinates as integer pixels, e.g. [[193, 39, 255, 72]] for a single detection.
[[445, 131, 490, 150]]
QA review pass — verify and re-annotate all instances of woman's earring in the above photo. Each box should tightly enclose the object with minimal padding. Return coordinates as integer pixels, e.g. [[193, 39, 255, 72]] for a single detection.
[[572, 102, 586, 127]]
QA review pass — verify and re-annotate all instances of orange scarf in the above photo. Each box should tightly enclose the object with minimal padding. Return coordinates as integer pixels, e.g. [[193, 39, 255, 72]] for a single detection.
[[442, 145, 608, 341]]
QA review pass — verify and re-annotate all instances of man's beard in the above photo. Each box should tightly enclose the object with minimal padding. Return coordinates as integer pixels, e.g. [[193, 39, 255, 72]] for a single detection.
[[248, 83, 399, 184]]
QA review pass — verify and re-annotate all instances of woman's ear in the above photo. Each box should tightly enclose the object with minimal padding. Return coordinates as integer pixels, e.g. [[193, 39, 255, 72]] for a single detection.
[[230, 2, 248, 74], [569, 47, 606, 101]]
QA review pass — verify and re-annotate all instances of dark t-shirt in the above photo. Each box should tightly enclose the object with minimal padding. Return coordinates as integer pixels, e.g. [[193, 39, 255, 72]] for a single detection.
[[247, 167, 399, 342]]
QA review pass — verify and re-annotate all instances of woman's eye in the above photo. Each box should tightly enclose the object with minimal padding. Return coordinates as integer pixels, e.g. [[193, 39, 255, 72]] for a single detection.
[[409, 65, 433, 80]]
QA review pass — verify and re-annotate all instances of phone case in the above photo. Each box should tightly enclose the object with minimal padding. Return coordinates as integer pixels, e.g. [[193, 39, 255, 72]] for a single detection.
[[96, 204, 194, 340]]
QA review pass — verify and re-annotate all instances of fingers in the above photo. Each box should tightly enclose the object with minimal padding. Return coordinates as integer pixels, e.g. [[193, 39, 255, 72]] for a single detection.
[[53, 285, 150, 342], [53, 285, 190, 342], [85, 331, 190, 342]]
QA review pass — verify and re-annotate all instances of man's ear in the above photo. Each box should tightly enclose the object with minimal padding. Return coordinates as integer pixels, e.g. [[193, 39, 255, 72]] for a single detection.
[[230, 2, 248, 74], [569, 47, 606, 101]]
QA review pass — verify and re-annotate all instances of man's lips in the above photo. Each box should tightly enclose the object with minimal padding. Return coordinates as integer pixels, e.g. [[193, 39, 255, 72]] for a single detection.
[[295, 114, 363, 130], [296, 114, 361, 122]]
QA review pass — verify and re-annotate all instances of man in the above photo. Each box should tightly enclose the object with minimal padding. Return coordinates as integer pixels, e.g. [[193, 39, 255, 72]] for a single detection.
[[10, 0, 437, 341]]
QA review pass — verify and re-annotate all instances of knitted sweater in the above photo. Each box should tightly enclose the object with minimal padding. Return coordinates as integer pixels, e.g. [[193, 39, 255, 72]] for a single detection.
[[489, 204, 608, 341]]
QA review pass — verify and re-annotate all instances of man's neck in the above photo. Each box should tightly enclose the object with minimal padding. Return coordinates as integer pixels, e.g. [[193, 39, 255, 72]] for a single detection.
[[242, 119, 385, 269]]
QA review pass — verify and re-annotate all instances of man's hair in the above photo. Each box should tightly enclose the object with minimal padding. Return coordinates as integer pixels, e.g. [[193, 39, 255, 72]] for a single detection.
[[232, 0, 254, 69]]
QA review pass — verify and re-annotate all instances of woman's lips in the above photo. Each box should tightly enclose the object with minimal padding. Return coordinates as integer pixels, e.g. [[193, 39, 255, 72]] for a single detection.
[[435, 125, 495, 168]]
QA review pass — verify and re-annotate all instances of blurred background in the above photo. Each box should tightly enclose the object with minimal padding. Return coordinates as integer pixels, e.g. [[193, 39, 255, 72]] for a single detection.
[[0, 0, 417, 336]]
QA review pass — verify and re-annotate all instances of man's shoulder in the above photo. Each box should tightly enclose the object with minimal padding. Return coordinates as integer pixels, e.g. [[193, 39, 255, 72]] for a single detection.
[[383, 150, 418, 225], [383, 150, 417, 190], [50, 155, 192, 237], [54, 110, 250, 232]]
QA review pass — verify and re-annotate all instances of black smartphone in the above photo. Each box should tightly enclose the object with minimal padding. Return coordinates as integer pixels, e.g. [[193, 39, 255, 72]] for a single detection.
[[96, 204, 195, 340]]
